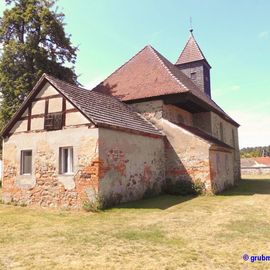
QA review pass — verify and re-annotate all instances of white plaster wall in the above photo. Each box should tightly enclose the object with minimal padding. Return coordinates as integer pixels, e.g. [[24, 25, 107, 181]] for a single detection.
[[10, 120, 28, 133], [65, 112, 89, 126], [32, 100, 45, 115], [36, 83, 59, 98], [48, 97, 62, 113]]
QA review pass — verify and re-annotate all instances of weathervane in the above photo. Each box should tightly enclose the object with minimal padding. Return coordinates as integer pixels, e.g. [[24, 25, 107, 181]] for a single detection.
[[189, 17, 193, 33]]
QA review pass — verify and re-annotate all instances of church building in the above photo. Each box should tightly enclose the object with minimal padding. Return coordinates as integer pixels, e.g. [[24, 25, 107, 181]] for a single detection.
[[1, 31, 240, 208]]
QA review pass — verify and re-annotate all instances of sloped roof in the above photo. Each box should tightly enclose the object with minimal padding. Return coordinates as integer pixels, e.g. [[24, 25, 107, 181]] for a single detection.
[[93, 45, 238, 126], [175, 32, 209, 66], [241, 157, 270, 167], [254, 157, 270, 166], [1, 74, 162, 137], [176, 122, 234, 150]]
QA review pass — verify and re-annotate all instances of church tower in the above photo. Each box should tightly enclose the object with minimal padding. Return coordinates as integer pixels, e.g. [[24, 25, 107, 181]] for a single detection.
[[175, 30, 211, 97]]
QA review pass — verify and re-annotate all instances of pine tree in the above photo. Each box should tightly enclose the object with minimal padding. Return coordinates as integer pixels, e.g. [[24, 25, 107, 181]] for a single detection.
[[0, 0, 78, 131]]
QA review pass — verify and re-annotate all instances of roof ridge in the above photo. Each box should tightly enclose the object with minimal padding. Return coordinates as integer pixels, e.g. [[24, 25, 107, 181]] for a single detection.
[[44, 74, 91, 92], [148, 46, 189, 92]]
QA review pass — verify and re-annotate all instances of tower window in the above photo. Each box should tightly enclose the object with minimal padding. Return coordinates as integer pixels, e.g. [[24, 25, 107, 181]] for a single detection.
[[191, 72, 196, 80]]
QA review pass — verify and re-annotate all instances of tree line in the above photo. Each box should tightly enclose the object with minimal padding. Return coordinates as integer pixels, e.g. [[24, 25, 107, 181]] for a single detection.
[[240, 146, 270, 158]]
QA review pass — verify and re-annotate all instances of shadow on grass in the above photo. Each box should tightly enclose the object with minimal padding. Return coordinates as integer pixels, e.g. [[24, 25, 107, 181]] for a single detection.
[[114, 194, 195, 210], [221, 178, 270, 196], [116, 178, 270, 210]]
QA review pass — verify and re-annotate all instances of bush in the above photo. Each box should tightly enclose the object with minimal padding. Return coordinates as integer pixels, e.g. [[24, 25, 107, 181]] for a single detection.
[[164, 178, 206, 196], [83, 195, 104, 213], [193, 179, 206, 195]]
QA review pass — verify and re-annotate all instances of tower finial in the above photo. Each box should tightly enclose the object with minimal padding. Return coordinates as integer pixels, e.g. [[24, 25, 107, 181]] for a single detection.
[[189, 17, 193, 34]]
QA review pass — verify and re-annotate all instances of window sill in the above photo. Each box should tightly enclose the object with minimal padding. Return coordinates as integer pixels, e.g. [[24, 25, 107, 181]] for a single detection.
[[59, 173, 74, 176]]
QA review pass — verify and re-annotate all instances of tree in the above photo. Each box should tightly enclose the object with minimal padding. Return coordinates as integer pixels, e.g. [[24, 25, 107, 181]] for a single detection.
[[0, 0, 78, 130]]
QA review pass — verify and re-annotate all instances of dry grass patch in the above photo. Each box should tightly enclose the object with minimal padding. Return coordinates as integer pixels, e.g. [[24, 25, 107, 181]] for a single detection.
[[0, 177, 270, 269]]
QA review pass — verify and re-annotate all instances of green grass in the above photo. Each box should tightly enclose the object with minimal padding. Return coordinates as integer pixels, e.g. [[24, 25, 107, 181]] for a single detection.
[[1, 177, 270, 269]]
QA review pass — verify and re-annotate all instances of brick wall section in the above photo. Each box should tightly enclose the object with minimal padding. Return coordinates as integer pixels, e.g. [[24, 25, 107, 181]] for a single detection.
[[131, 100, 237, 193], [2, 126, 99, 208], [98, 128, 165, 206], [131, 100, 212, 191], [209, 150, 234, 192]]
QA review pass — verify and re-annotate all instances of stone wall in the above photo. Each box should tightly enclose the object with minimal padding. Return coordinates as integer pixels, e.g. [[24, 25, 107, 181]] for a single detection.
[[193, 112, 212, 135], [98, 128, 165, 206], [131, 100, 212, 190], [163, 104, 193, 126], [2, 126, 99, 208], [131, 100, 238, 193], [241, 167, 270, 176], [162, 119, 212, 191], [210, 112, 241, 182], [209, 150, 234, 193]]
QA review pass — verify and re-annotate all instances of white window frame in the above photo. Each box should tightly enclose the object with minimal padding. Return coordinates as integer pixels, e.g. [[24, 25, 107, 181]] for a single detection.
[[59, 147, 74, 175], [20, 150, 32, 175]]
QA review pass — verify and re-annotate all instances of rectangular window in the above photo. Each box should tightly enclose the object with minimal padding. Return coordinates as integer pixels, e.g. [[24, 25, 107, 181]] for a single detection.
[[191, 72, 196, 80], [44, 112, 63, 131], [21, 150, 32, 175], [59, 147, 74, 174]]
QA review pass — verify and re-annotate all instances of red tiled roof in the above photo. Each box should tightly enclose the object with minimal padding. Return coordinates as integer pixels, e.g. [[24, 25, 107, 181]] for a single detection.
[[93, 45, 238, 126], [254, 157, 270, 166], [241, 157, 270, 167], [175, 33, 208, 65]]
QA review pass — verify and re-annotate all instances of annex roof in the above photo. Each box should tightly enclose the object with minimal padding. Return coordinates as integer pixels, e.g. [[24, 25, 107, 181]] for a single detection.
[[1, 74, 162, 137], [177, 122, 234, 150]]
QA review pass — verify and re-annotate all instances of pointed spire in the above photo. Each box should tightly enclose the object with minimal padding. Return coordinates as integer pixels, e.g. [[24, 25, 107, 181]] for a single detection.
[[175, 30, 208, 66]]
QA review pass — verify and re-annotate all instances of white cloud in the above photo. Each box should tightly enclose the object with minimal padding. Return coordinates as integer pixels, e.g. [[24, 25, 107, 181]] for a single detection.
[[227, 109, 270, 148], [258, 31, 269, 39]]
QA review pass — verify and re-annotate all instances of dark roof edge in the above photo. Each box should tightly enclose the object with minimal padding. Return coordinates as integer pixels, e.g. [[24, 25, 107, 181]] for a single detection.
[[175, 122, 234, 150], [98, 123, 164, 138], [125, 92, 240, 127], [1, 74, 96, 137]]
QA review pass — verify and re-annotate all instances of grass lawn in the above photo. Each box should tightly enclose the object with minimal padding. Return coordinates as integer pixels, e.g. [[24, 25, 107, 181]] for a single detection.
[[1, 177, 270, 269]]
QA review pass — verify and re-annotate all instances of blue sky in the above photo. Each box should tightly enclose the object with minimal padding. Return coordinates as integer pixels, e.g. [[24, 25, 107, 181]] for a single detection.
[[0, 0, 269, 148]]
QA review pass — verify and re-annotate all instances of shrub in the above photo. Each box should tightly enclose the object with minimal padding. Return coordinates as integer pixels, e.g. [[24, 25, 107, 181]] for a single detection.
[[193, 179, 206, 195], [83, 195, 104, 213], [164, 178, 206, 196]]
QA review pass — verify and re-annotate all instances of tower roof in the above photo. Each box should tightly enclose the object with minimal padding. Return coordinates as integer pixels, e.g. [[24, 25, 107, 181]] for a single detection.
[[175, 31, 210, 66]]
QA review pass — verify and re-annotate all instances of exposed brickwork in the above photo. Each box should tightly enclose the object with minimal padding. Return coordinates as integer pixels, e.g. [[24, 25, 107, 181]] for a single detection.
[[131, 100, 237, 193], [98, 128, 165, 206]]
